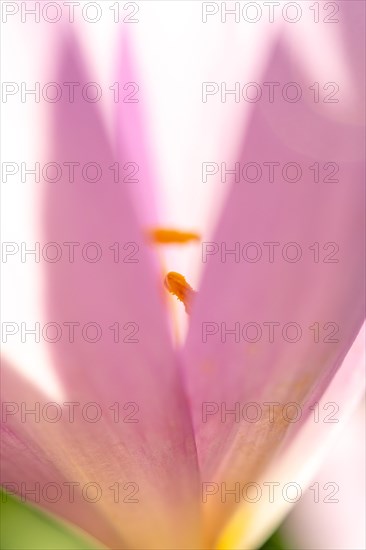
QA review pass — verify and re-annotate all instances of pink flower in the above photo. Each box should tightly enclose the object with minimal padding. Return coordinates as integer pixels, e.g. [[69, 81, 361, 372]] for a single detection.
[[1, 6, 365, 548]]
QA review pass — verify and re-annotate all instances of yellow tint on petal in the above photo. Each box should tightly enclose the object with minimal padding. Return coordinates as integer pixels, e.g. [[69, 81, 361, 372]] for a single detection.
[[215, 508, 252, 550]]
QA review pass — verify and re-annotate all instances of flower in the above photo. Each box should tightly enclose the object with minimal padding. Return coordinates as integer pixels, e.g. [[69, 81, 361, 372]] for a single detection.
[[1, 6, 365, 549]]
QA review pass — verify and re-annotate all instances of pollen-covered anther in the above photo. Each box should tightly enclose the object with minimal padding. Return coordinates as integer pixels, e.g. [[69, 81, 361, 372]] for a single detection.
[[164, 271, 196, 314], [148, 228, 200, 244]]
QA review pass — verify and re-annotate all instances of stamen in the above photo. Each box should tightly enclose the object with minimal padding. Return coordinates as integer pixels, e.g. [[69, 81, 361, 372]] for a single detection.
[[148, 228, 200, 244], [164, 271, 196, 314]]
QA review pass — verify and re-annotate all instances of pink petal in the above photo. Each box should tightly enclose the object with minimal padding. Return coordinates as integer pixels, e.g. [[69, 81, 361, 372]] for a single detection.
[[115, 33, 159, 228], [182, 30, 364, 545], [2, 31, 201, 549], [1, 358, 120, 547], [216, 324, 365, 549]]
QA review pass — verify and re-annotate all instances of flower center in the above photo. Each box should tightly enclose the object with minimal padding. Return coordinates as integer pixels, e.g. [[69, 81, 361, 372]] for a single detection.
[[149, 228, 199, 314]]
